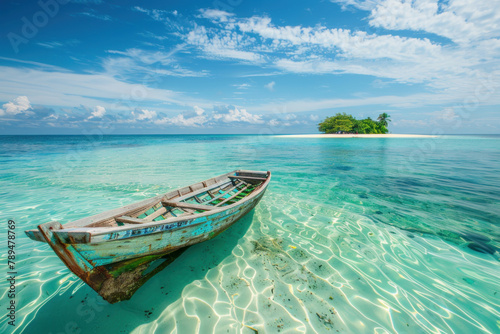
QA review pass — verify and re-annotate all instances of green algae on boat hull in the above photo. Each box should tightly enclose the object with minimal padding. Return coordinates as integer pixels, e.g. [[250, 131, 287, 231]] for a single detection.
[[98, 248, 188, 303]]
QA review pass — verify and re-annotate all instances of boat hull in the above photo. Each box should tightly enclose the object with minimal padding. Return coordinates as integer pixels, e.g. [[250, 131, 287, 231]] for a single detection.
[[36, 182, 267, 303]]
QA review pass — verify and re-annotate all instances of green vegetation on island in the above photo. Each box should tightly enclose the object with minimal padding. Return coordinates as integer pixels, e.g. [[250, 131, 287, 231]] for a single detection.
[[318, 113, 391, 134]]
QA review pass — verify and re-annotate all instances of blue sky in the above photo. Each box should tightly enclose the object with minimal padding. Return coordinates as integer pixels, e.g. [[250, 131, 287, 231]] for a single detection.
[[0, 0, 499, 134]]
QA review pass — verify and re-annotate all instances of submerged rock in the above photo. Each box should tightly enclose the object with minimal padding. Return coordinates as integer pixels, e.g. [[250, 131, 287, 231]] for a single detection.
[[463, 277, 475, 284], [467, 242, 496, 255], [461, 232, 491, 243]]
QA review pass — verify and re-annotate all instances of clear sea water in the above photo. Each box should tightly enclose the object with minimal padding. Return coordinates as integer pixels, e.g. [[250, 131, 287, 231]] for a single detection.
[[0, 134, 499, 334]]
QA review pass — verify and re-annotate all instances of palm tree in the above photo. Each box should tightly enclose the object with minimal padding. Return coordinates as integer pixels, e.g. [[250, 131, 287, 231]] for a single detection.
[[377, 113, 391, 127]]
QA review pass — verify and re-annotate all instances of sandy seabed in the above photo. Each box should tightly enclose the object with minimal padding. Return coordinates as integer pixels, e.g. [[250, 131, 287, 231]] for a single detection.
[[279, 134, 437, 138]]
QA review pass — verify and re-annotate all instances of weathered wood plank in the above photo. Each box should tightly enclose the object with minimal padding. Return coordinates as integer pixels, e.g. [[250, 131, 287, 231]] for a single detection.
[[116, 216, 147, 225], [65, 197, 161, 228], [25, 229, 46, 242], [205, 181, 241, 204], [162, 201, 215, 211], [132, 202, 163, 219], [215, 185, 249, 207], [229, 175, 266, 184], [235, 170, 268, 178], [170, 180, 231, 203], [143, 207, 167, 222]]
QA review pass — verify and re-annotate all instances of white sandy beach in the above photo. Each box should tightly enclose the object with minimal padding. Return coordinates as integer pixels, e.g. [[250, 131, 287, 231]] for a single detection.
[[279, 134, 438, 138]]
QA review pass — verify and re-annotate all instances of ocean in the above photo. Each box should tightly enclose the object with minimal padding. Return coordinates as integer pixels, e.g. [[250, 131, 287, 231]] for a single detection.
[[0, 134, 499, 333]]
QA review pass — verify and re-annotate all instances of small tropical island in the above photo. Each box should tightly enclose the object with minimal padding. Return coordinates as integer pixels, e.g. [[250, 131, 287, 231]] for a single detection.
[[280, 112, 436, 138], [318, 112, 390, 134]]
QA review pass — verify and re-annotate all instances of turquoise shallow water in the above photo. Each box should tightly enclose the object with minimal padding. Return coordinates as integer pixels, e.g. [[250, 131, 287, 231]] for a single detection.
[[0, 134, 499, 333]]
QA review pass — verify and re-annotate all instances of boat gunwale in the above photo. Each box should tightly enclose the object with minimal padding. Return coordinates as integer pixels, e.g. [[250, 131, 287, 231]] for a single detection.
[[27, 170, 271, 242]]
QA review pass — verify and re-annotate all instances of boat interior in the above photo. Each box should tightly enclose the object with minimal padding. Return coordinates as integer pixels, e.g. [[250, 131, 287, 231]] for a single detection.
[[86, 171, 269, 228]]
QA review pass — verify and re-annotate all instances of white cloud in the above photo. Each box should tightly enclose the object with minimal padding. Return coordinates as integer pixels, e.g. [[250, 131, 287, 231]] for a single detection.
[[433, 107, 459, 122], [235, 15, 440, 61], [198, 9, 235, 22], [185, 26, 264, 62], [265, 81, 275, 91], [0, 96, 32, 116], [392, 119, 429, 127], [46, 114, 59, 120], [0, 65, 214, 112], [250, 93, 460, 114], [269, 119, 280, 126], [104, 47, 209, 78], [213, 107, 264, 124], [134, 109, 157, 121], [37, 41, 64, 49], [186, 7, 500, 102], [334, 0, 500, 45], [233, 83, 251, 89], [193, 106, 205, 115], [153, 106, 265, 127], [0, 57, 69, 72], [155, 106, 265, 127], [87, 105, 106, 120], [133, 6, 176, 22], [187, 13, 454, 85], [80, 11, 112, 21], [122, 105, 265, 127], [155, 114, 207, 127]]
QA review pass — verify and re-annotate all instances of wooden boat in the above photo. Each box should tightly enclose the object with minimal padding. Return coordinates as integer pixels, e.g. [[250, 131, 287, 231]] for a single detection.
[[25, 170, 271, 303]]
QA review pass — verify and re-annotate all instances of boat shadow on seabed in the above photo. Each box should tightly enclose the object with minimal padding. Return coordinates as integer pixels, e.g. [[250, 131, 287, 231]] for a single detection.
[[123, 209, 256, 303], [22, 211, 256, 332]]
